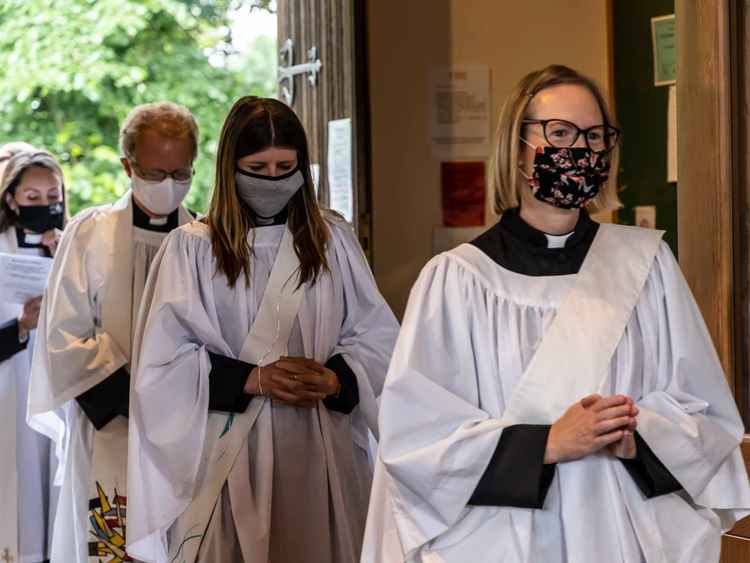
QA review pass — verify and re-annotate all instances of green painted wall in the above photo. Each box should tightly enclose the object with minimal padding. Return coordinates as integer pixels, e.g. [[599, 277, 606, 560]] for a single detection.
[[613, 0, 677, 253]]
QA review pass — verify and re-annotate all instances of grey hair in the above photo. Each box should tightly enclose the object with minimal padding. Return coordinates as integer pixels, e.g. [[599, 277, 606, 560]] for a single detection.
[[119, 101, 199, 161]]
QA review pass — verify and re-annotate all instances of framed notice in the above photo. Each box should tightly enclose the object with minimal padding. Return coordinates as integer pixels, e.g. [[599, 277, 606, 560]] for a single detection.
[[651, 14, 676, 86]]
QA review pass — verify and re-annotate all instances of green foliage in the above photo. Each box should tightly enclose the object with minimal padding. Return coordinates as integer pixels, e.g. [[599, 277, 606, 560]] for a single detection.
[[0, 0, 276, 215]]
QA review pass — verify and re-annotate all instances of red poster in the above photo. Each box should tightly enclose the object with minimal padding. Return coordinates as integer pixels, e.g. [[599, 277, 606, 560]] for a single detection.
[[441, 161, 486, 227]]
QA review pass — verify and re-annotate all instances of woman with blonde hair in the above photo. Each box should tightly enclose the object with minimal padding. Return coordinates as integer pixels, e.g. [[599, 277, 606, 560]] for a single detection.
[[0, 147, 65, 563], [127, 96, 398, 563], [362, 65, 750, 562]]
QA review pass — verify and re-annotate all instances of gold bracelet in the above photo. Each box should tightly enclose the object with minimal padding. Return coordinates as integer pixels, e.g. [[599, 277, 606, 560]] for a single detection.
[[258, 366, 264, 396]]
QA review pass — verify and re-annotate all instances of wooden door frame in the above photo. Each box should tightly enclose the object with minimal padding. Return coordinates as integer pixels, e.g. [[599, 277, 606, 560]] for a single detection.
[[276, 0, 374, 261], [676, 0, 750, 554], [676, 0, 736, 391]]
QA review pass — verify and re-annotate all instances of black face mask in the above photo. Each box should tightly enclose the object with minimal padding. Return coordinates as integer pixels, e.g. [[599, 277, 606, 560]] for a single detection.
[[17, 202, 64, 233]]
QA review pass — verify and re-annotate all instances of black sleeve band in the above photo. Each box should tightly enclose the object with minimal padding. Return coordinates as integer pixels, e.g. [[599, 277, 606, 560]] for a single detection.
[[322, 354, 360, 414], [620, 431, 683, 498], [0, 318, 27, 363], [75, 367, 130, 430], [208, 352, 255, 413], [469, 424, 556, 509]]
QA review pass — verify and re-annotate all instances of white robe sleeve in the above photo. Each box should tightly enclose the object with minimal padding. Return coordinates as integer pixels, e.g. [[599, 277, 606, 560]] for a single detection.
[[327, 217, 399, 437], [127, 228, 230, 562], [376, 253, 510, 556], [28, 209, 128, 425], [636, 243, 750, 528]]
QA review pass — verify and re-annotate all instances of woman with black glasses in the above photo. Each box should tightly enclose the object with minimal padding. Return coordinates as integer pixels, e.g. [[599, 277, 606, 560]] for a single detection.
[[363, 65, 750, 563]]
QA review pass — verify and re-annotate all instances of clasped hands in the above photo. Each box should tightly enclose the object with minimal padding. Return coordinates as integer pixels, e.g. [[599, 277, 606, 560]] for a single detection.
[[244, 356, 341, 408], [544, 394, 638, 464]]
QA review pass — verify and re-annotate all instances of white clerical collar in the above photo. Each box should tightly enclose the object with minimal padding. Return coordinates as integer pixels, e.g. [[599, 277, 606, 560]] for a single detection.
[[24, 232, 44, 245], [149, 215, 169, 227], [545, 232, 574, 249]]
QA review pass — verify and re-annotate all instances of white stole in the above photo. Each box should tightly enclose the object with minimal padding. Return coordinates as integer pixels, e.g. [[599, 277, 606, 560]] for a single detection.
[[89, 193, 192, 562], [502, 223, 665, 425], [101, 192, 193, 363], [498, 223, 665, 561], [167, 226, 304, 563]]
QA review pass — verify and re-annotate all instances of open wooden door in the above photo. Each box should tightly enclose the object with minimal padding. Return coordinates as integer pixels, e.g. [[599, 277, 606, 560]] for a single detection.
[[276, 0, 373, 260], [676, 1, 750, 560]]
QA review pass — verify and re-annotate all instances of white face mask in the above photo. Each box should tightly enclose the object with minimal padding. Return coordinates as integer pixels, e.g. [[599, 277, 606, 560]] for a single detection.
[[131, 172, 191, 216], [235, 168, 305, 219]]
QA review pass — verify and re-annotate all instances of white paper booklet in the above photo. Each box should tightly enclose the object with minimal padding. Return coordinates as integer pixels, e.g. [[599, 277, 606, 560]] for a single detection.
[[0, 252, 53, 304]]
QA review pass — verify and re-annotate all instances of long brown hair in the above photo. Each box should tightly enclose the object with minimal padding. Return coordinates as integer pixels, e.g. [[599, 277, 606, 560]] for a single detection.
[[0, 149, 66, 232], [207, 97, 330, 287], [491, 64, 622, 214]]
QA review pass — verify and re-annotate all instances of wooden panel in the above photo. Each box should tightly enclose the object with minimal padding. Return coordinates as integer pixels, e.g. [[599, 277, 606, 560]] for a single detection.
[[734, 0, 750, 427], [723, 535, 750, 563], [277, 0, 373, 256], [675, 0, 735, 389], [728, 440, 750, 540]]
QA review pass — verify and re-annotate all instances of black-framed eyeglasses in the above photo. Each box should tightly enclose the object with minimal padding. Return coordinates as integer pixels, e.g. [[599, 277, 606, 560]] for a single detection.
[[522, 119, 621, 152], [130, 159, 194, 182]]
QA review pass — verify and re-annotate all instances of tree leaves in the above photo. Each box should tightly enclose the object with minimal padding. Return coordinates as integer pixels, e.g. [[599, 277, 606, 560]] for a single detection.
[[0, 0, 276, 214]]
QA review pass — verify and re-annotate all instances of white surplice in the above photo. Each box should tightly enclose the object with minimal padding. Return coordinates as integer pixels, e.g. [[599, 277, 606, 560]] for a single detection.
[[127, 214, 398, 563], [0, 227, 56, 563], [27, 192, 192, 562], [362, 226, 750, 563]]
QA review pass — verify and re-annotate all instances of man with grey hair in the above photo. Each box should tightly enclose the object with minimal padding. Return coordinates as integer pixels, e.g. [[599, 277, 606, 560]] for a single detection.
[[28, 102, 199, 562]]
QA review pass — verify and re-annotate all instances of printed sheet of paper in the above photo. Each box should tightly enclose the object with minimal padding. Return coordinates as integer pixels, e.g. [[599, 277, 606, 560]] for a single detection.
[[327, 118, 354, 222], [652, 15, 676, 86], [310, 163, 321, 197], [429, 65, 491, 159], [0, 252, 53, 304]]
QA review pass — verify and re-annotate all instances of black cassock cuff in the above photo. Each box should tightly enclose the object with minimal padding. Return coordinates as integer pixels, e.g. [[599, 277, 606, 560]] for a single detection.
[[620, 431, 683, 498], [206, 352, 359, 414], [208, 352, 255, 413], [469, 424, 556, 509], [0, 318, 27, 363], [75, 366, 130, 430], [323, 354, 360, 414]]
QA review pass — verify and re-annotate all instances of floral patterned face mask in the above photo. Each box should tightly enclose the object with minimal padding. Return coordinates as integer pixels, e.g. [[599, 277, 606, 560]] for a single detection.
[[519, 138, 611, 209]]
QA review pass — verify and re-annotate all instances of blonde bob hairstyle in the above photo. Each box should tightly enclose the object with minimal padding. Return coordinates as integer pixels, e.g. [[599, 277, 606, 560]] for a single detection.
[[490, 64, 622, 215]]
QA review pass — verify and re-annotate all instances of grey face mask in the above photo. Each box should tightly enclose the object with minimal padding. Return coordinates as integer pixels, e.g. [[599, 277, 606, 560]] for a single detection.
[[235, 168, 305, 219]]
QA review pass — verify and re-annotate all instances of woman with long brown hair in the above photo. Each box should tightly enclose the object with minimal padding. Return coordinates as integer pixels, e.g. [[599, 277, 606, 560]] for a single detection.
[[0, 147, 66, 563], [127, 97, 398, 563]]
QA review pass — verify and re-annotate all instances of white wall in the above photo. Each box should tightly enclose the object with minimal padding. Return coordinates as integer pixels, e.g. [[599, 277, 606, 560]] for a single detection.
[[368, 0, 611, 316]]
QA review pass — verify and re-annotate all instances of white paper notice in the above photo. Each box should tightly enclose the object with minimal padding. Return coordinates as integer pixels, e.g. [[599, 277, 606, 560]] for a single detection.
[[667, 85, 677, 183], [0, 252, 53, 304], [634, 205, 657, 229], [327, 118, 354, 222], [429, 65, 491, 159], [310, 163, 320, 197]]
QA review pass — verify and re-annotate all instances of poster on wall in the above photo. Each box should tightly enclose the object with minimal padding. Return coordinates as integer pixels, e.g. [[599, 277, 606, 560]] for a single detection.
[[428, 65, 491, 160], [327, 118, 354, 222], [310, 163, 320, 196], [651, 14, 676, 86], [441, 161, 486, 227]]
